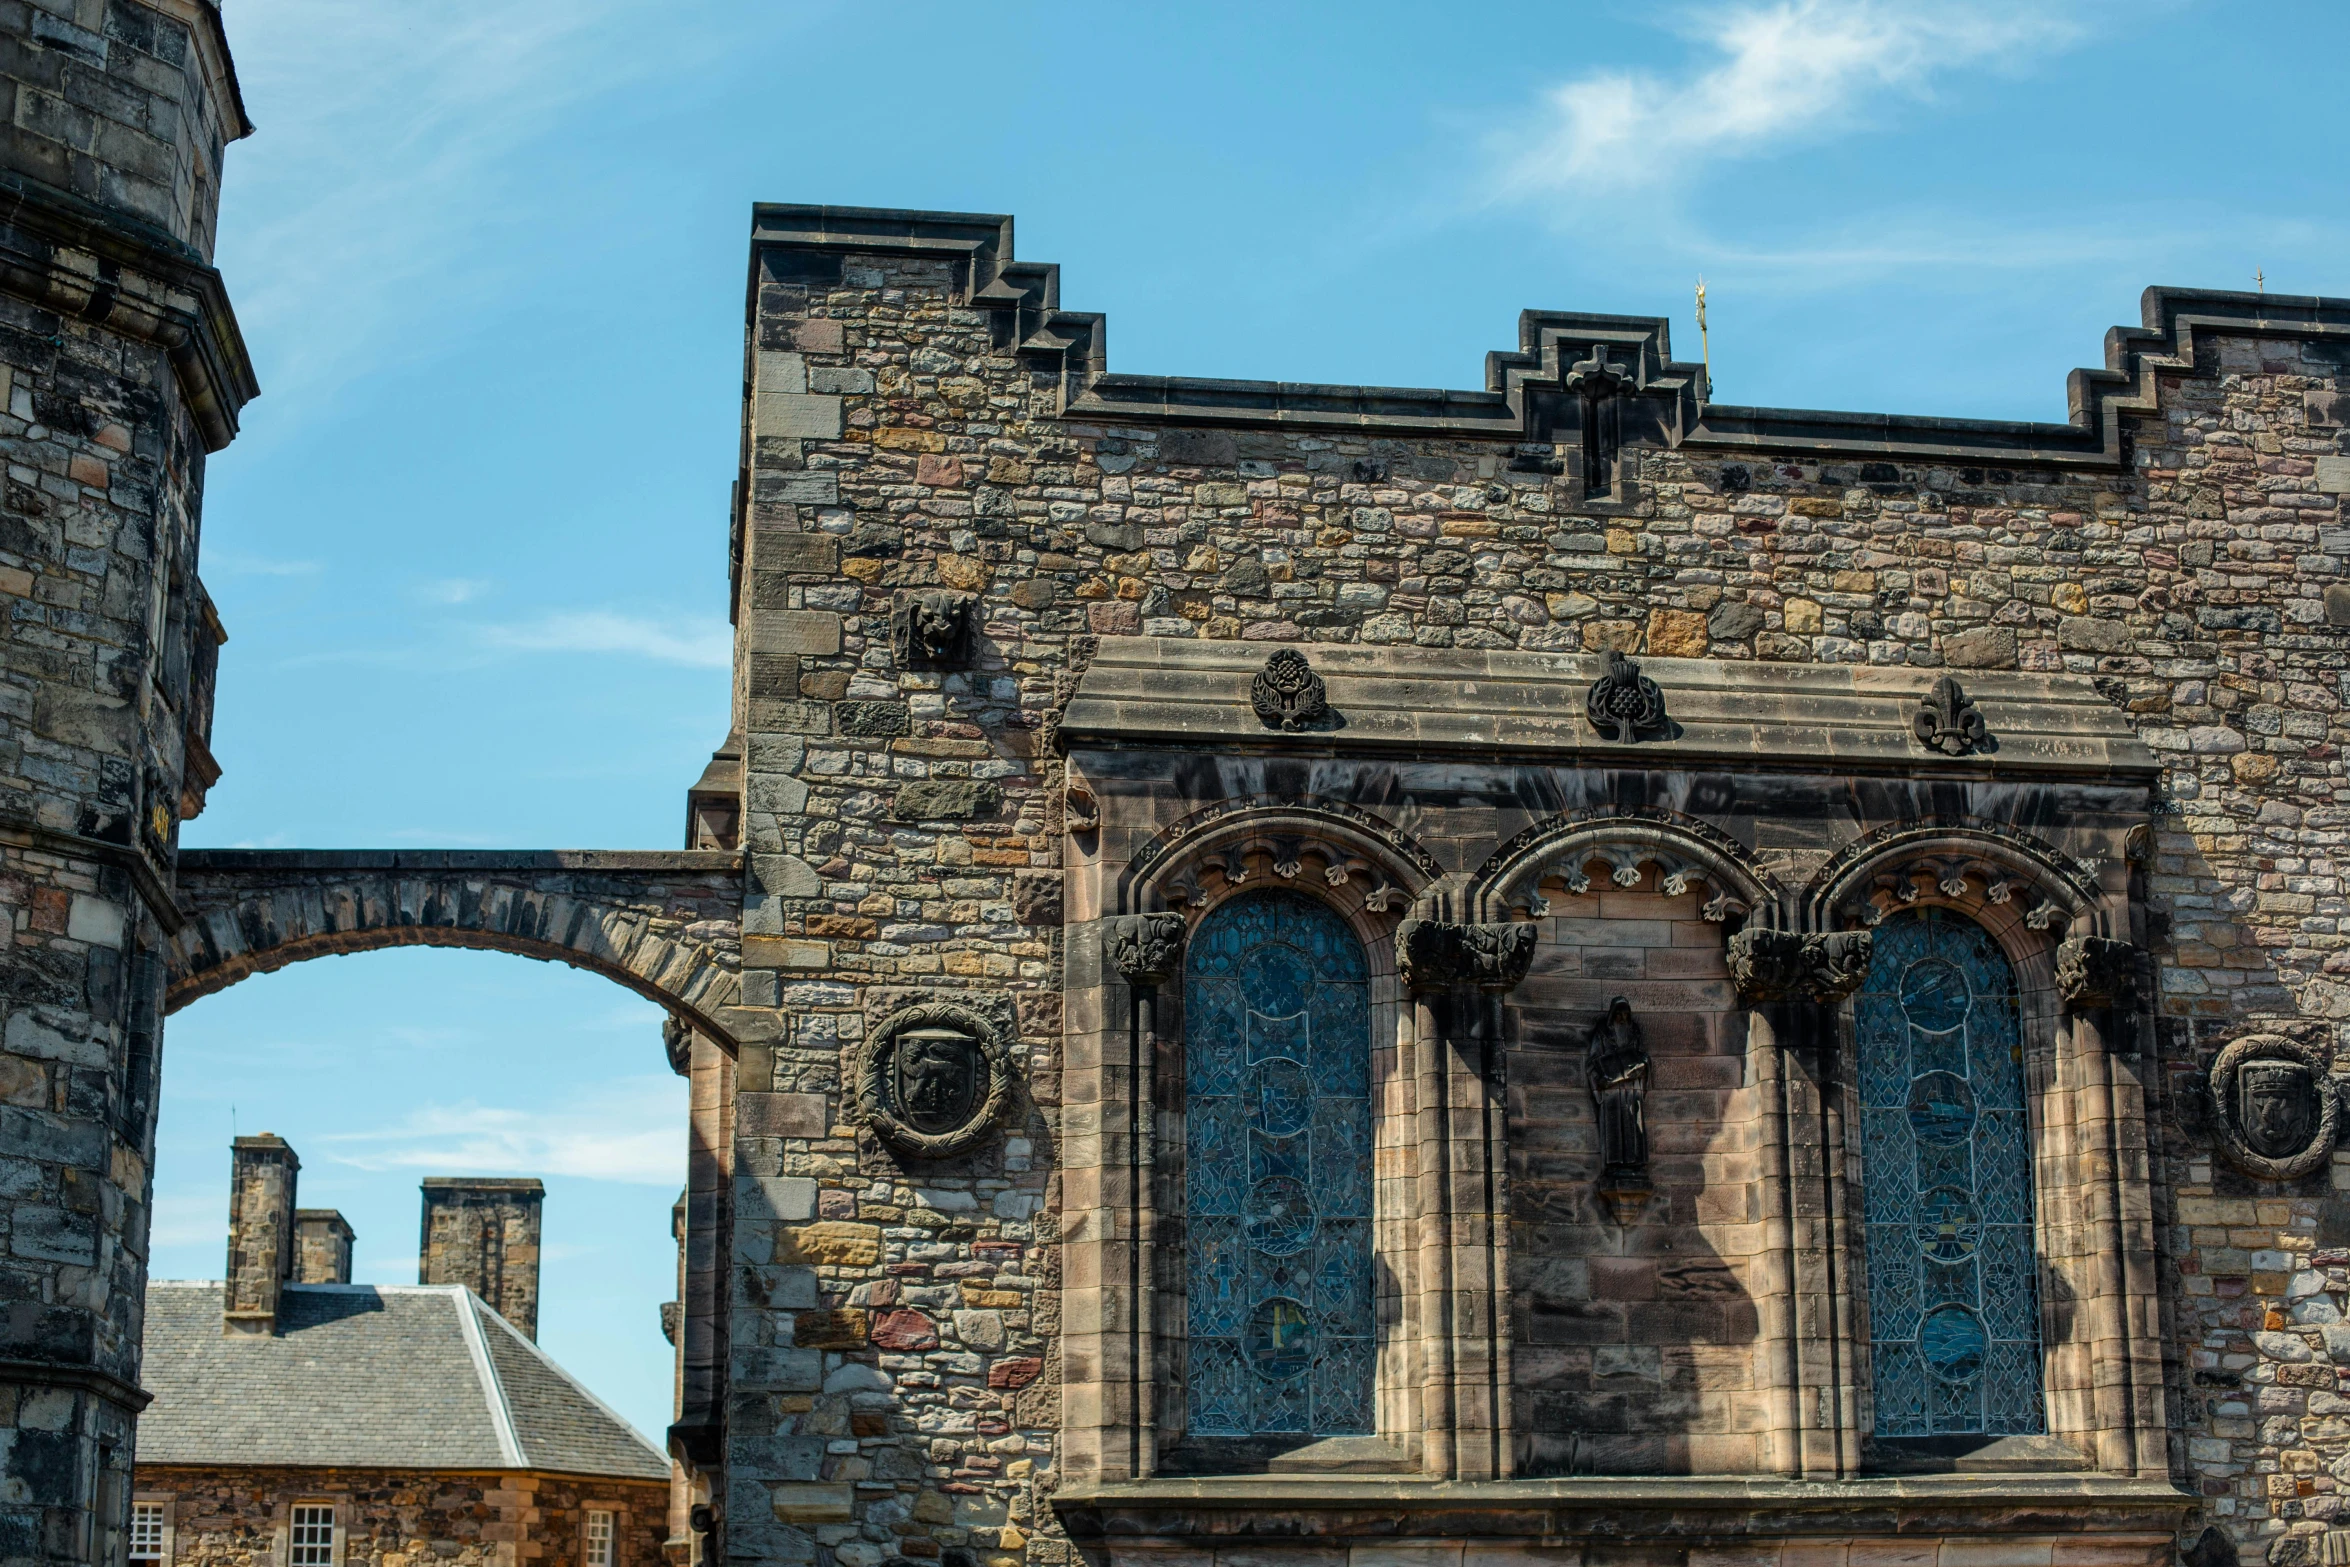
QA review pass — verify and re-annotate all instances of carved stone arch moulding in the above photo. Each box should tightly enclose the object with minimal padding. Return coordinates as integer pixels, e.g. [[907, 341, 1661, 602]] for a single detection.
[[1805, 820, 2107, 942], [1124, 794, 1442, 924], [851, 1000, 1016, 1159], [1465, 807, 1778, 926], [2208, 1033, 2344, 1181]]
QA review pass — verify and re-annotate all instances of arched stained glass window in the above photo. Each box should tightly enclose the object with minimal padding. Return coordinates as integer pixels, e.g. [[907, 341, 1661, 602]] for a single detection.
[[1856, 909, 2045, 1437], [1183, 890, 1374, 1438]]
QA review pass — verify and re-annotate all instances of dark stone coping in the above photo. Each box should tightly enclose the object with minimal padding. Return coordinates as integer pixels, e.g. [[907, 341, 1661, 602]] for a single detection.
[[0, 1355, 151, 1413], [1053, 1472, 2195, 1538], [1060, 639, 2160, 779], [177, 849, 742, 874], [747, 201, 2350, 467], [0, 810, 183, 933]]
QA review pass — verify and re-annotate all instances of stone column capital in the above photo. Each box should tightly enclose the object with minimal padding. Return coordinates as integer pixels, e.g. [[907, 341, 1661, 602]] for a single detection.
[[1104, 912, 1186, 987], [1727, 928, 1873, 1004], [1396, 919, 1537, 995], [2056, 935, 2143, 1009]]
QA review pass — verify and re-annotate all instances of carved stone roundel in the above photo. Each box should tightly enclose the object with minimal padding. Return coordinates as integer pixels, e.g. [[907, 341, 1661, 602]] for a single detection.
[[853, 1002, 1014, 1159], [2209, 1034, 2341, 1181]]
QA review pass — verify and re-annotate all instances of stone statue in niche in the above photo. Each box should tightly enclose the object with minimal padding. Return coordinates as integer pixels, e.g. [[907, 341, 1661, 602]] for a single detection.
[[892, 588, 975, 668], [1587, 996, 1651, 1223], [852, 1001, 1013, 1159], [2207, 1033, 2342, 1181], [1912, 675, 1990, 756], [1250, 648, 1330, 731], [1585, 649, 1670, 743]]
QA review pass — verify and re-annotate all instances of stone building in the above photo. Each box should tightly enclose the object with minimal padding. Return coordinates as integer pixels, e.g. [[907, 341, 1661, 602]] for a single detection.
[[132, 1137, 668, 1567], [12, 0, 2350, 1556]]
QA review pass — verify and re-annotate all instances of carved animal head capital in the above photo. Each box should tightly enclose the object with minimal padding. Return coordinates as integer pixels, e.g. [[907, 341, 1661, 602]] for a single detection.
[[2056, 935, 2142, 1010], [1395, 919, 1537, 995], [1913, 675, 1990, 756], [1104, 913, 1186, 987], [1727, 929, 1875, 1003], [892, 589, 975, 669], [1585, 649, 1670, 744]]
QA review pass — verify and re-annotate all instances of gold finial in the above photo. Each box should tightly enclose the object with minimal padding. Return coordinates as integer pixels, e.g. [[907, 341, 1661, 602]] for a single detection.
[[1695, 276, 1711, 403]]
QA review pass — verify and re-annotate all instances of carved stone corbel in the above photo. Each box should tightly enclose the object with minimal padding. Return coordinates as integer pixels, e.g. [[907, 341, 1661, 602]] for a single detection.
[[1727, 928, 1874, 1004], [1105, 913, 1185, 988], [2056, 935, 2142, 1010], [1396, 919, 1538, 994]]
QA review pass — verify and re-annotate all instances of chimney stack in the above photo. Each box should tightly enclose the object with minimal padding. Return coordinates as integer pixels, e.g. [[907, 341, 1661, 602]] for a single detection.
[[419, 1179, 544, 1339], [294, 1209, 354, 1284], [223, 1136, 300, 1335]]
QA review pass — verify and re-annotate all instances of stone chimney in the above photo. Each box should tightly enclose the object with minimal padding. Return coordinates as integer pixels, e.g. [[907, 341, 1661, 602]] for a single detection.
[[223, 1136, 300, 1335], [419, 1178, 544, 1339], [294, 1210, 354, 1285]]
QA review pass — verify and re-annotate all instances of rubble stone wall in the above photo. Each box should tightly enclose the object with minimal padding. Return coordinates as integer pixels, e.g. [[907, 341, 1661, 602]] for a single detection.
[[134, 1466, 669, 1567], [722, 210, 2350, 1567]]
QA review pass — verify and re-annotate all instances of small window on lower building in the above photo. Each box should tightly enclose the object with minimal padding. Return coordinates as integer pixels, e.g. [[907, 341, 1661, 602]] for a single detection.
[[129, 1502, 165, 1564], [585, 1510, 615, 1567], [289, 1505, 335, 1567]]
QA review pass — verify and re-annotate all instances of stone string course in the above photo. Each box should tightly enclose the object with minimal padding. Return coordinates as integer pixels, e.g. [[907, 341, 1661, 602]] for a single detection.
[[721, 231, 2350, 1567]]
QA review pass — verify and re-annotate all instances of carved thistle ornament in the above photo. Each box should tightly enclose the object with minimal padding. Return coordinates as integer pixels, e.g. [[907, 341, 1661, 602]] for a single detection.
[[1585, 649, 1670, 743], [1913, 675, 1989, 756], [1726, 928, 1874, 1004], [2208, 1034, 2342, 1181], [852, 1002, 1014, 1159], [1251, 648, 1330, 731]]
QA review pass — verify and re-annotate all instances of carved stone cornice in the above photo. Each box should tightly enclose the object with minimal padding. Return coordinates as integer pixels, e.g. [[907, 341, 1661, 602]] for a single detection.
[[1396, 919, 1537, 995], [1727, 928, 1874, 1004], [0, 173, 258, 452], [2056, 935, 2143, 1010], [1104, 913, 1185, 988]]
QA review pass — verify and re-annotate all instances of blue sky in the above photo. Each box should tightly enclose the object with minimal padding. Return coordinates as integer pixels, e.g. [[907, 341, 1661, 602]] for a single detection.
[[161, 0, 2350, 1442]]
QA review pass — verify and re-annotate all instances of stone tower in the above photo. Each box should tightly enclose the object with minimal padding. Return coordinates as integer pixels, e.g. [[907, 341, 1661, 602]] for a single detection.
[[0, 2, 255, 1564], [418, 1178, 545, 1339]]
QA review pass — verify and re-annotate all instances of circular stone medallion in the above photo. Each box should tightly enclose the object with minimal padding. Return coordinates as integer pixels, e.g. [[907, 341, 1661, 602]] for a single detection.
[[1919, 1305, 1988, 1383], [1906, 1071, 1977, 1146], [1243, 1295, 1316, 1381], [1900, 957, 1970, 1032], [1243, 1175, 1317, 1256]]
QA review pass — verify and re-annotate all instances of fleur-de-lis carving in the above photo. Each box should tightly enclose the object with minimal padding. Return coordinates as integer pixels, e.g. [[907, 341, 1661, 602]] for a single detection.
[[1912, 675, 1990, 756]]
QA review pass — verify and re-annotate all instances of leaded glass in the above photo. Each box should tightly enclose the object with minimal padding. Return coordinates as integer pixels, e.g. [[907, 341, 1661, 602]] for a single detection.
[[1855, 909, 2045, 1437], [1185, 890, 1374, 1437]]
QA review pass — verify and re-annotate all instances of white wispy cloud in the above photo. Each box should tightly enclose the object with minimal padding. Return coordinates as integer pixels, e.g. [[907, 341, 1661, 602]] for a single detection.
[[321, 1077, 686, 1186], [414, 577, 492, 606], [1488, 0, 2085, 203], [478, 611, 732, 669], [215, 0, 737, 421]]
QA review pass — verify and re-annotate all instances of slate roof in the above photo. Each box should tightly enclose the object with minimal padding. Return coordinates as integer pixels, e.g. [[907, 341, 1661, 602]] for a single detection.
[[138, 1281, 668, 1479]]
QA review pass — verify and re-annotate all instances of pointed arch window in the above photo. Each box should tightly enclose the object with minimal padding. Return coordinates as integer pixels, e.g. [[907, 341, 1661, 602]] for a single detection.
[[1854, 908, 2045, 1437], [1181, 889, 1374, 1439]]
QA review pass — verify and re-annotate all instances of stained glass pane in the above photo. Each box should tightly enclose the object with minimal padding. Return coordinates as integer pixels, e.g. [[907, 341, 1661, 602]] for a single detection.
[[1854, 909, 2044, 1437], [1185, 890, 1373, 1437]]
